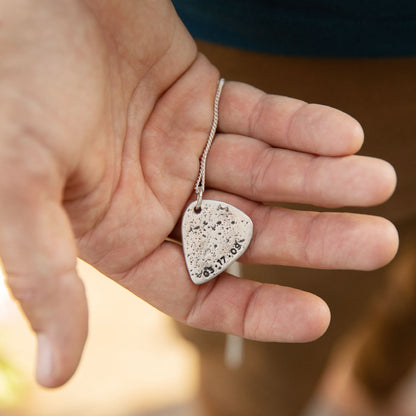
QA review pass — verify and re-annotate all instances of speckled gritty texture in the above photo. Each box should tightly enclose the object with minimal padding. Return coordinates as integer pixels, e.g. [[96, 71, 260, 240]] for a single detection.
[[182, 200, 253, 284]]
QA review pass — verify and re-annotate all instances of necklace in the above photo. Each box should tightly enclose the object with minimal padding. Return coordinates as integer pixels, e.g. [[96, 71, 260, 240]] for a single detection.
[[182, 78, 253, 284]]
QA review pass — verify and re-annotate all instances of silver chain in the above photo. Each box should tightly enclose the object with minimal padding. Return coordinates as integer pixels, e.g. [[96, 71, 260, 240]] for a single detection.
[[194, 78, 225, 210]]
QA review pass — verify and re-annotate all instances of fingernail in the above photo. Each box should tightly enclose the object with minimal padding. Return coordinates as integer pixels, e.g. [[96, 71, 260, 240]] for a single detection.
[[36, 334, 55, 386]]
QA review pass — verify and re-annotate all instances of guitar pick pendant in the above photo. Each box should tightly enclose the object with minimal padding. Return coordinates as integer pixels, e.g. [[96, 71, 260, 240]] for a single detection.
[[182, 200, 253, 284], [182, 78, 253, 284]]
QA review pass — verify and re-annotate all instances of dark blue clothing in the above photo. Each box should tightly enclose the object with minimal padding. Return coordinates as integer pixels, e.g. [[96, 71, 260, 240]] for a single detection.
[[173, 0, 416, 57]]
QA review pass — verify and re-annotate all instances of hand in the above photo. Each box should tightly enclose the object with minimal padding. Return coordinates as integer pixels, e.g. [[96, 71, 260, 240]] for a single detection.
[[0, 0, 398, 388]]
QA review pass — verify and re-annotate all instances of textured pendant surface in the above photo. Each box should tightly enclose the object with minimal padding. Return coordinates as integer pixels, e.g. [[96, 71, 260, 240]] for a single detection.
[[182, 200, 253, 284]]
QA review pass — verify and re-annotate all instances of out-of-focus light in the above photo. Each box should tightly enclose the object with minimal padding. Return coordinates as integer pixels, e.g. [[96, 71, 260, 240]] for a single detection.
[[0, 268, 19, 323]]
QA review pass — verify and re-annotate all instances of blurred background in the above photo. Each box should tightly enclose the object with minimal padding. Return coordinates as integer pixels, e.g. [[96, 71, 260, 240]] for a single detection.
[[0, 260, 199, 416], [1, 257, 416, 416]]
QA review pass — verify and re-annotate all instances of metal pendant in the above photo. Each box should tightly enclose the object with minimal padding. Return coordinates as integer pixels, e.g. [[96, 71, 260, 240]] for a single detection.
[[182, 200, 253, 284]]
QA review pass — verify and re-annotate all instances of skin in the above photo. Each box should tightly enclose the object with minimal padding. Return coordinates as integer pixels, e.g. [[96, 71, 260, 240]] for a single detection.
[[0, 0, 398, 388]]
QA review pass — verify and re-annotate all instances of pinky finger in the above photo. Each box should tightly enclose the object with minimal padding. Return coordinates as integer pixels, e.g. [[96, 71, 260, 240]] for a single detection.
[[116, 241, 331, 343]]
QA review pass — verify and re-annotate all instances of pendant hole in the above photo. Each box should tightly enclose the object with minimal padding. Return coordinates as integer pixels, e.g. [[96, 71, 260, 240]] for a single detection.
[[194, 206, 202, 214]]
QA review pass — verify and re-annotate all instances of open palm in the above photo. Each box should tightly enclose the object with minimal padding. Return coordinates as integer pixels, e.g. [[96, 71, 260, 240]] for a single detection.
[[0, 0, 398, 387]]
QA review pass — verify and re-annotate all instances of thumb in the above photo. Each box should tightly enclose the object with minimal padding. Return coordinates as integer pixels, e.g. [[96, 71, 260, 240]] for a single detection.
[[0, 166, 88, 388]]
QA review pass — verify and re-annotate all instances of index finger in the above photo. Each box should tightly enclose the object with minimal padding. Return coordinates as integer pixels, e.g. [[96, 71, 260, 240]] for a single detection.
[[218, 81, 364, 156]]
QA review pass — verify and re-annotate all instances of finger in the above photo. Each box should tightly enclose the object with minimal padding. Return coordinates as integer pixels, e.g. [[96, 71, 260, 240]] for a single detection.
[[116, 241, 331, 343], [214, 192, 398, 270], [207, 134, 397, 207], [244, 205, 399, 271], [171, 191, 399, 271], [0, 174, 88, 388], [219, 81, 364, 156]]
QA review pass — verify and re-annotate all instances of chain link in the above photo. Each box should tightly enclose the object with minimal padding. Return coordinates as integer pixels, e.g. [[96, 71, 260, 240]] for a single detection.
[[194, 78, 225, 210]]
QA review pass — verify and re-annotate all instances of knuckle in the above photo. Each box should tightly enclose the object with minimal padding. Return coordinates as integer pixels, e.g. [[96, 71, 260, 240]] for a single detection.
[[250, 147, 274, 197], [0, 141, 59, 198], [0, 94, 62, 194], [248, 93, 269, 137], [5, 272, 50, 306], [303, 212, 327, 268]]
